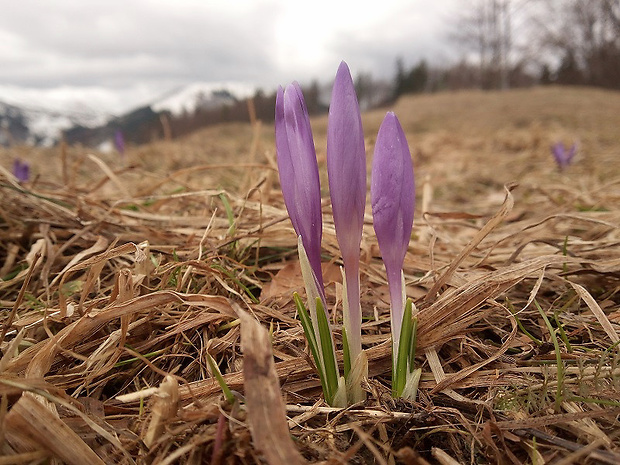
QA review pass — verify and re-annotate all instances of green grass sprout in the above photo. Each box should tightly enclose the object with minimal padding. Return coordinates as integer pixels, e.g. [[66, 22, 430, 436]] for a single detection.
[[536, 300, 564, 412], [206, 352, 235, 404]]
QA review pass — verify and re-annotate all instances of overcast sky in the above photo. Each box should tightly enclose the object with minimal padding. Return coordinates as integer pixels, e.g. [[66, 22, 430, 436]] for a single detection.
[[0, 0, 459, 114]]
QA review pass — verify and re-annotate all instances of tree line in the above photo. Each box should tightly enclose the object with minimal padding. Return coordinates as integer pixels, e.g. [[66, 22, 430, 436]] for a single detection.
[[441, 0, 620, 93]]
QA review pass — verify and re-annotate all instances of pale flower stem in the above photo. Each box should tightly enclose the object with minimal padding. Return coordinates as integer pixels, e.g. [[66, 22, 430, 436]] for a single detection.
[[342, 259, 362, 364], [387, 268, 405, 368]]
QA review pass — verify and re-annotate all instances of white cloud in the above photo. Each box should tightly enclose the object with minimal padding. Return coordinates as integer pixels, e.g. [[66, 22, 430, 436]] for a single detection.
[[0, 0, 458, 112]]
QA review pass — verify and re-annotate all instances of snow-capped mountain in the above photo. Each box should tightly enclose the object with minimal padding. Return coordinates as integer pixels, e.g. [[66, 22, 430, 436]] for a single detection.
[[0, 99, 108, 147], [0, 85, 122, 147], [0, 82, 257, 148]]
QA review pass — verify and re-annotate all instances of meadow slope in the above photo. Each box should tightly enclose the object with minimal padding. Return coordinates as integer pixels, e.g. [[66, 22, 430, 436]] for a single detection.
[[0, 86, 619, 464]]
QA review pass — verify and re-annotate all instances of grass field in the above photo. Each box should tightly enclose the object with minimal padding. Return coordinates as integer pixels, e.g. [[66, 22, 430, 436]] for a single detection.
[[1, 85, 619, 464]]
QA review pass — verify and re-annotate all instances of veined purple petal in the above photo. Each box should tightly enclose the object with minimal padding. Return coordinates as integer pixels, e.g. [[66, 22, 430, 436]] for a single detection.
[[275, 83, 324, 291], [327, 61, 366, 266], [371, 112, 415, 339], [327, 61, 366, 360]]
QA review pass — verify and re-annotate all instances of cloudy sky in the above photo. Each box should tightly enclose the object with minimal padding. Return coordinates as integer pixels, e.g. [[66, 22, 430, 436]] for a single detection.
[[0, 0, 459, 115]]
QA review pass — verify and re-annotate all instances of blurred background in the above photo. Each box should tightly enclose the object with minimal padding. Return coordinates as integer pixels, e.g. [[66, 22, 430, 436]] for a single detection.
[[0, 0, 618, 149]]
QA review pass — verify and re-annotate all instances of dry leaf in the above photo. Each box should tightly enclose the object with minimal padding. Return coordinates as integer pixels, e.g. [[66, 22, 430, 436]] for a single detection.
[[240, 310, 307, 465]]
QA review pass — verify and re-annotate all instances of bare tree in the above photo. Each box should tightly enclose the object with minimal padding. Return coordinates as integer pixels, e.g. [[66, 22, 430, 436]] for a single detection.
[[535, 0, 620, 88], [450, 0, 514, 89]]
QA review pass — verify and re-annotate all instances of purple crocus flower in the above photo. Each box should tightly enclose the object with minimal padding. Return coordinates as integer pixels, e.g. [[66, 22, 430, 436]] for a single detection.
[[275, 82, 324, 292], [371, 112, 415, 354], [551, 142, 577, 170], [327, 61, 366, 362], [12, 158, 30, 183], [114, 129, 125, 156]]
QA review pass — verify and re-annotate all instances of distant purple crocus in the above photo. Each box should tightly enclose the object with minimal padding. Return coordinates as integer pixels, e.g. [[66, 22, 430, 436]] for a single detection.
[[114, 129, 125, 156], [327, 61, 366, 362], [275, 82, 324, 292], [371, 112, 415, 354], [12, 158, 30, 183], [551, 142, 577, 170]]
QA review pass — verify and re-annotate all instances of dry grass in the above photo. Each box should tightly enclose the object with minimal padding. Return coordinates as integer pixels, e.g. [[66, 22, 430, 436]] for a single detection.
[[1, 85, 619, 464]]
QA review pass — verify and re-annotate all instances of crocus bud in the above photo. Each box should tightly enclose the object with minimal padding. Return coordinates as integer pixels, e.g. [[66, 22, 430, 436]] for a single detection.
[[12, 158, 30, 183], [371, 112, 415, 352], [327, 61, 366, 363], [551, 141, 577, 170], [114, 129, 126, 156], [275, 82, 324, 291]]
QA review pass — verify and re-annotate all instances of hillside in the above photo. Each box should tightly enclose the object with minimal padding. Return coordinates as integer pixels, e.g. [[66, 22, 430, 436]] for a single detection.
[[0, 82, 256, 148], [0, 86, 619, 464]]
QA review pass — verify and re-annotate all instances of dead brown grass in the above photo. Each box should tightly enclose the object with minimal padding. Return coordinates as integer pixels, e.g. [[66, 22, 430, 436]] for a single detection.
[[0, 85, 619, 464]]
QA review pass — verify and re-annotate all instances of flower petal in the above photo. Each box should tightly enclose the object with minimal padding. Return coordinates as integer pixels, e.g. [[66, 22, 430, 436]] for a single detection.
[[275, 83, 324, 290], [371, 112, 415, 338], [371, 112, 415, 277], [327, 61, 366, 265]]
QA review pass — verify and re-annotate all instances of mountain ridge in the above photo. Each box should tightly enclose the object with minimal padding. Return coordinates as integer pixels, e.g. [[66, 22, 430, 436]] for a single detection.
[[0, 81, 256, 148]]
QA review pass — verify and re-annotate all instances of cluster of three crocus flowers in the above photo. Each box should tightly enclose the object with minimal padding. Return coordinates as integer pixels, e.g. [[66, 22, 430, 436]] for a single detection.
[[275, 61, 419, 406]]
